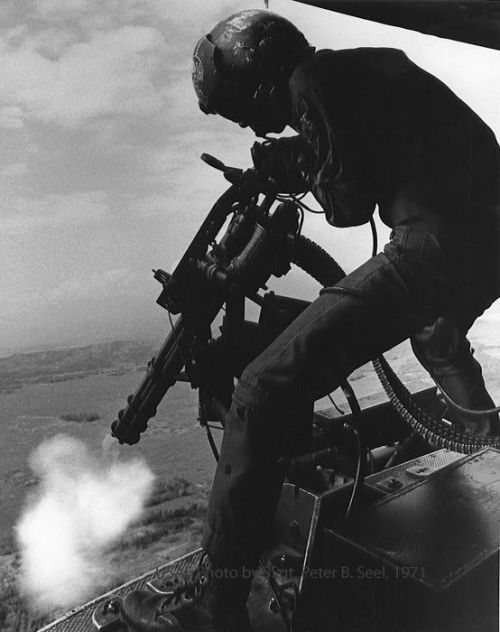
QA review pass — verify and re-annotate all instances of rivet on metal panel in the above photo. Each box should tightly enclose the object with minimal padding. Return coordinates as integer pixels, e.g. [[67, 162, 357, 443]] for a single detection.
[[289, 520, 301, 539]]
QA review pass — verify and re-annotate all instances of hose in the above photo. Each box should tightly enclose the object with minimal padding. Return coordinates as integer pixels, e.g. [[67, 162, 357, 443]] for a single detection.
[[291, 234, 345, 287]]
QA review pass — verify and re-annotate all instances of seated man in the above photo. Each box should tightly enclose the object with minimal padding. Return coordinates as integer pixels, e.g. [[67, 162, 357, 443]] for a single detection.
[[121, 10, 500, 632]]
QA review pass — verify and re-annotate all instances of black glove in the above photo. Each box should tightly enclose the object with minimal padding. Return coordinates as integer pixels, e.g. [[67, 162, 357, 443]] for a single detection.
[[251, 135, 312, 194]]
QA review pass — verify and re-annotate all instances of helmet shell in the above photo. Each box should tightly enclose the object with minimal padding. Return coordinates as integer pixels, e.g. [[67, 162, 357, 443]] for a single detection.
[[192, 10, 313, 122]]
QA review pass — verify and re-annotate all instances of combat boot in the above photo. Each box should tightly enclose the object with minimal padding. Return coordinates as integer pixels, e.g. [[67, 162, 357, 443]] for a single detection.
[[120, 555, 253, 632]]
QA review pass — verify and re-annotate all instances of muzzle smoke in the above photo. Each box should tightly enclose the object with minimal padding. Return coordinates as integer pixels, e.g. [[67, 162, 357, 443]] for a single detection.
[[16, 434, 155, 612]]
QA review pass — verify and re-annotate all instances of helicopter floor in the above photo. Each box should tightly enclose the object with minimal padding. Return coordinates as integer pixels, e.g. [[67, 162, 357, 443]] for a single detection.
[[38, 548, 288, 632]]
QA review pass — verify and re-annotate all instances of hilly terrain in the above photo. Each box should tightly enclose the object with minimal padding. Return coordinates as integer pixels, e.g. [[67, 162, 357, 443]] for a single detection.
[[0, 340, 158, 395]]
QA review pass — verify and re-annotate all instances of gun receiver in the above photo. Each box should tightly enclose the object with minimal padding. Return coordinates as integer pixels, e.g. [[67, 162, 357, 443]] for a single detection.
[[111, 179, 245, 444], [110, 159, 299, 445]]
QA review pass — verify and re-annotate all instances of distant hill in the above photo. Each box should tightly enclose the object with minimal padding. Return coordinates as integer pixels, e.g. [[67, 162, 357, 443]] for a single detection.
[[0, 340, 157, 394]]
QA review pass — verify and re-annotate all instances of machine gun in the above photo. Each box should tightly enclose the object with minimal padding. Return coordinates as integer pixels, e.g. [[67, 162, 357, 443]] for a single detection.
[[111, 154, 500, 455], [82, 155, 500, 632], [110, 154, 348, 449]]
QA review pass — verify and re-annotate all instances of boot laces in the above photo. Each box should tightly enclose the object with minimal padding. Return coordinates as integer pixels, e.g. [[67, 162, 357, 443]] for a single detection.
[[155, 555, 211, 616]]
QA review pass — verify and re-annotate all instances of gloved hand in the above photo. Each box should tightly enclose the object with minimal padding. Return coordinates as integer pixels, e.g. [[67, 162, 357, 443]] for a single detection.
[[251, 135, 312, 194]]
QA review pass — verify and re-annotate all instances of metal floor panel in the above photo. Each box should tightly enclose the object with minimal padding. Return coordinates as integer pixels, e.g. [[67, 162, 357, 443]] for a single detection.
[[365, 448, 465, 494]]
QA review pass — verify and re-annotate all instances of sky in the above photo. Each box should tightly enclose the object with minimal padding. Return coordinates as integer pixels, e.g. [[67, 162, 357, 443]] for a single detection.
[[0, 0, 498, 352]]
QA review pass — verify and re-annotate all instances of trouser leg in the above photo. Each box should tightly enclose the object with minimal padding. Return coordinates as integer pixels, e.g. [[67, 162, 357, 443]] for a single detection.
[[202, 250, 429, 569], [411, 315, 499, 435]]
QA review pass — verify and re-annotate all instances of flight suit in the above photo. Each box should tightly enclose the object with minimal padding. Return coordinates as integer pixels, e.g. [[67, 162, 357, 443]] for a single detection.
[[202, 48, 500, 570]]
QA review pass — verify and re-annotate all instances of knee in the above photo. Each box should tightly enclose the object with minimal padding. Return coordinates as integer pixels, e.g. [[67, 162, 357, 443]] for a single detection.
[[236, 352, 289, 406], [226, 370, 287, 458], [239, 357, 263, 392], [233, 361, 276, 412], [228, 356, 297, 439]]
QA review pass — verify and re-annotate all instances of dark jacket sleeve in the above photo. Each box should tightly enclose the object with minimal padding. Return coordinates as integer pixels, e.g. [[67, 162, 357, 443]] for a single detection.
[[288, 56, 378, 227]]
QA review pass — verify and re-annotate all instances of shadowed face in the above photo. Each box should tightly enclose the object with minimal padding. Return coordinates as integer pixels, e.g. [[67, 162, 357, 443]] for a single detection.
[[227, 82, 292, 138], [192, 33, 293, 137]]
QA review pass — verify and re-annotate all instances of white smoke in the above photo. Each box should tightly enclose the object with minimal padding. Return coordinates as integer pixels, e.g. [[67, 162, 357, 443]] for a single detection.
[[16, 434, 155, 612]]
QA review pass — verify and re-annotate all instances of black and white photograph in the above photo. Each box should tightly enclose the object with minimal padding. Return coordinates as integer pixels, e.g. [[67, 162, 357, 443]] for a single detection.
[[0, 1, 498, 631]]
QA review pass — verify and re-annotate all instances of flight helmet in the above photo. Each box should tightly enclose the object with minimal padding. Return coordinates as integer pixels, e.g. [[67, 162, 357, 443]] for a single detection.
[[192, 10, 314, 134]]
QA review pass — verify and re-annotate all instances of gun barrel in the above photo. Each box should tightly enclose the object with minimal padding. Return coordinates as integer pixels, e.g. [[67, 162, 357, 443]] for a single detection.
[[111, 316, 189, 444]]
